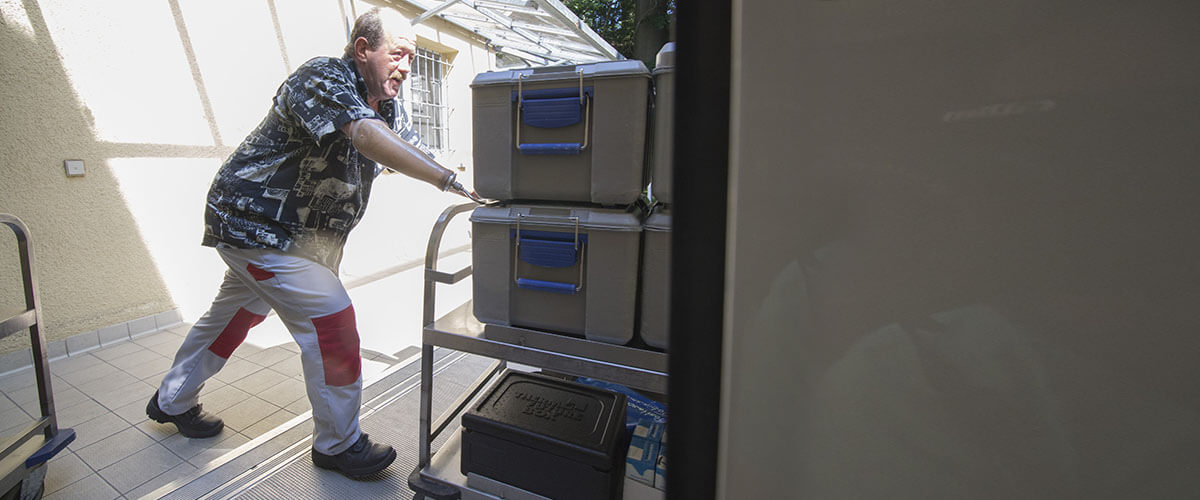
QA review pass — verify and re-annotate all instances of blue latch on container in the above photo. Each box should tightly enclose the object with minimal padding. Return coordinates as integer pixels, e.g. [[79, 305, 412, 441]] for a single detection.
[[518, 237, 579, 268], [521, 96, 584, 128]]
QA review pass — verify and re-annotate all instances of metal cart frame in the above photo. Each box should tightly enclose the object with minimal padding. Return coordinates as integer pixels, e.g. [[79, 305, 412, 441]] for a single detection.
[[408, 203, 668, 500], [0, 214, 75, 500]]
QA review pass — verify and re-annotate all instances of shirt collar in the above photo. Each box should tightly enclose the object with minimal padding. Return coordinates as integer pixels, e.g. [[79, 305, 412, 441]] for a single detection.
[[342, 54, 369, 100]]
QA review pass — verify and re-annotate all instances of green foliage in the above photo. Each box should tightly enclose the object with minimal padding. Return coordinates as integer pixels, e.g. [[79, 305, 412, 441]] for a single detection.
[[565, 0, 638, 57], [565, 0, 674, 61]]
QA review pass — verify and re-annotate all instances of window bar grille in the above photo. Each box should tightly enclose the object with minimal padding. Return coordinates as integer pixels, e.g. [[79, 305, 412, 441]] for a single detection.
[[411, 48, 452, 155]]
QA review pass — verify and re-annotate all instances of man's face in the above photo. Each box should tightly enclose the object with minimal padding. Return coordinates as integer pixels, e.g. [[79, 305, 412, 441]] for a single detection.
[[357, 28, 415, 105]]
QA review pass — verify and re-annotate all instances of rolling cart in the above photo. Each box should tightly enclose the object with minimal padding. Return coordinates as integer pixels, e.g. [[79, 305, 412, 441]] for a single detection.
[[0, 215, 75, 500], [408, 203, 668, 500]]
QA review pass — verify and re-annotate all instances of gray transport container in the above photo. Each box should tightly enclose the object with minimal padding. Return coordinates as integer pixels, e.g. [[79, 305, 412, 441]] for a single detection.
[[639, 207, 671, 350], [471, 204, 643, 344], [651, 42, 676, 205], [471, 61, 651, 205]]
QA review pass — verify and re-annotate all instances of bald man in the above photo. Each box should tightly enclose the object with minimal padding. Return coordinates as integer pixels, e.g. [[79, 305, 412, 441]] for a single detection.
[[146, 8, 469, 478]]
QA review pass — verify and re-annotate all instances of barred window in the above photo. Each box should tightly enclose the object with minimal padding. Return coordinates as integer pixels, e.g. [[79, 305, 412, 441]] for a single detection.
[[410, 47, 452, 155]]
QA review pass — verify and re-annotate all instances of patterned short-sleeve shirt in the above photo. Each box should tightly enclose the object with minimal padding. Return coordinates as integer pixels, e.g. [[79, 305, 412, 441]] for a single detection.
[[202, 55, 427, 267]]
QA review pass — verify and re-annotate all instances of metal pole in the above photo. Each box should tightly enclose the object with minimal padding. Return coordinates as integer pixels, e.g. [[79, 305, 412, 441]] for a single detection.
[[1, 214, 57, 437]]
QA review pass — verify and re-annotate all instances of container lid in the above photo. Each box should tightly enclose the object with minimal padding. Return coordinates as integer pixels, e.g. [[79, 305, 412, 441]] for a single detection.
[[463, 370, 628, 469], [653, 42, 676, 71], [644, 209, 672, 232], [470, 204, 643, 232], [472, 60, 649, 87]]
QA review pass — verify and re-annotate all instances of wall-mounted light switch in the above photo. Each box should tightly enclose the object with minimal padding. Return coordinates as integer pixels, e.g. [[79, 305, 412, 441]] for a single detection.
[[64, 159, 85, 177]]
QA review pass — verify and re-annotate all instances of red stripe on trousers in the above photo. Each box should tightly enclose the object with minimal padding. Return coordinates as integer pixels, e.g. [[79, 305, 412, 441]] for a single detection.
[[246, 263, 275, 281], [208, 308, 266, 359], [311, 305, 361, 387]]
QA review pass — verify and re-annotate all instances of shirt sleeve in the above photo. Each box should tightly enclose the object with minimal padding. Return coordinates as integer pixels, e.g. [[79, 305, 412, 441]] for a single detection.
[[281, 59, 379, 143]]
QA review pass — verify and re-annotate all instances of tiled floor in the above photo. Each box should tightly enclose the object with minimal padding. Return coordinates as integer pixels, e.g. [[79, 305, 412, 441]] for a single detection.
[[0, 322, 417, 499]]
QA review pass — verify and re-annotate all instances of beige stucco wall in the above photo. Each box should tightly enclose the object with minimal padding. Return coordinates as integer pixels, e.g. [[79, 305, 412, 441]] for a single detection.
[[0, 0, 494, 355]]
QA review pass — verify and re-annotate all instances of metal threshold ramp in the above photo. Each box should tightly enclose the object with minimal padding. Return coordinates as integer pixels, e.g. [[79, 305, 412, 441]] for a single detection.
[[146, 348, 494, 500]]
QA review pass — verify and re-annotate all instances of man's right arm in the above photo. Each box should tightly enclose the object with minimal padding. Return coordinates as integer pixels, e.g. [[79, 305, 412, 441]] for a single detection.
[[343, 118, 455, 190]]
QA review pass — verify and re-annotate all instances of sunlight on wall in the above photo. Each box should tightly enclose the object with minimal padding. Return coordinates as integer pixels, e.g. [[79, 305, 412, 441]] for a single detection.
[[107, 157, 227, 321], [176, 0, 338, 142], [0, 0, 35, 38], [268, 0, 348, 72], [339, 175, 473, 280], [175, 0, 288, 143], [39, 0, 214, 145]]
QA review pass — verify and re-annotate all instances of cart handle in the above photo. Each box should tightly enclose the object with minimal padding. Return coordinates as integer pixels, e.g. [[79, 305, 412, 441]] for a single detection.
[[0, 213, 76, 466], [422, 203, 478, 328]]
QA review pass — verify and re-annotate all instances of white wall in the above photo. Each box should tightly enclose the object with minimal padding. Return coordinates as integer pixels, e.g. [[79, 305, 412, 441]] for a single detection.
[[721, 1, 1200, 497]]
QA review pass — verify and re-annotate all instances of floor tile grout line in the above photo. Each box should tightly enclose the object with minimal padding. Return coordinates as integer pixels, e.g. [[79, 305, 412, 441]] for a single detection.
[[43, 450, 84, 495], [129, 447, 189, 495], [121, 458, 196, 500], [178, 430, 252, 470], [76, 423, 161, 474], [221, 395, 288, 435], [93, 463, 125, 497], [46, 449, 109, 499], [94, 426, 196, 496]]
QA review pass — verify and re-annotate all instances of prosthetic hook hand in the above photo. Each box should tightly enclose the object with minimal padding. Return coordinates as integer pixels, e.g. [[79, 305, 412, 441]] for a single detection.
[[347, 118, 482, 203], [447, 180, 484, 203]]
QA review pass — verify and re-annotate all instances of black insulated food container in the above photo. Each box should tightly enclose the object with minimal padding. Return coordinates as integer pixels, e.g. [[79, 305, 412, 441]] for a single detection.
[[461, 370, 628, 500]]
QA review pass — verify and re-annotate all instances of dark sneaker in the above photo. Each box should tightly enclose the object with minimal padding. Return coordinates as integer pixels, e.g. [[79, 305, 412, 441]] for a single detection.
[[312, 433, 396, 479], [146, 390, 224, 438]]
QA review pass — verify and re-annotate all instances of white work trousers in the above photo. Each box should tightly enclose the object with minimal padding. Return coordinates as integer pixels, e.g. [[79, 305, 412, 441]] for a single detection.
[[156, 247, 363, 455]]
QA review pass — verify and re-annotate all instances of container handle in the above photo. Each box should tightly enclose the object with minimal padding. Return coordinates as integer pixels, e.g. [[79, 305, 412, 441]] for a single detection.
[[513, 214, 585, 293], [516, 278, 579, 294], [517, 143, 584, 155], [516, 70, 590, 155]]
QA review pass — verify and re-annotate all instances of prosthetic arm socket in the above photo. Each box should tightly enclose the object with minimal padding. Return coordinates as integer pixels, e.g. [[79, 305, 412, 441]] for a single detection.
[[347, 118, 455, 190]]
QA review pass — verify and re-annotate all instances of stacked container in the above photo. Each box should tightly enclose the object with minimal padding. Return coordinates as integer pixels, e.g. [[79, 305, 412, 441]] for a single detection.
[[649, 43, 676, 207], [471, 205, 642, 344], [470, 60, 653, 346], [638, 43, 676, 351], [471, 61, 651, 206]]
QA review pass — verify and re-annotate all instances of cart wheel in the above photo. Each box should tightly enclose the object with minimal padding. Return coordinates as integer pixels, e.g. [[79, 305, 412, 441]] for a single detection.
[[1, 464, 46, 500]]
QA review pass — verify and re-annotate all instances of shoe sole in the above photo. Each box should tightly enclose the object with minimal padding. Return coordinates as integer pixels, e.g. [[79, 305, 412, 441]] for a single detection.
[[171, 420, 224, 438], [312, 448, 397, 479], [147, 400, 224, 438]]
